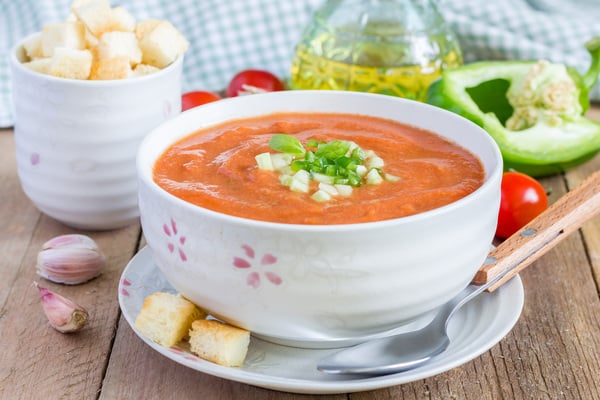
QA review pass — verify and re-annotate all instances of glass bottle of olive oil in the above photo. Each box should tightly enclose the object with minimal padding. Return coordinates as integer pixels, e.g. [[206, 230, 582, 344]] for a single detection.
[[290, 0, 463, 102]]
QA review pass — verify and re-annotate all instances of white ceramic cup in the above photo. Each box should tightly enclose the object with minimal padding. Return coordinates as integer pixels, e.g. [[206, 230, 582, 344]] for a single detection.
[[10, 33, 183, 230]]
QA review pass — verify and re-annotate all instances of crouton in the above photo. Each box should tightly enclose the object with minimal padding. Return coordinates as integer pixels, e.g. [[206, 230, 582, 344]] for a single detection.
[[22, 0, 188, 80], [72, 0, 113, 37], [89, 56, 131, 80], [96, 31, 142, 66], [189, 319, 251, 367], [41, 21, 86, 57], [134, 292, 207, 347], [139, 21, 188, 68], [131, 63, 160, 77], [134, 19, 162, 41], [47, 47, 93, 79], [110, 6, 136, 32], [23, 58, 52, 74], [22, 35, 44, 60]]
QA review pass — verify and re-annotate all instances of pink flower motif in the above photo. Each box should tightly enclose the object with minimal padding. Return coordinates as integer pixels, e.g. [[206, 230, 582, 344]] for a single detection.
[[169, 347, 185, 355], [233, 257, 251, 268], [261, 254, 277, 264], [242, 244, 254, 258], [233, 245, 282, 288], [264, 271, 282, 285], [120, 278, 132, 296], [247, 271, 260, 288], [30, 152, 40, 166], [163, 218, 187, 262], [183, 354, 200, 362]]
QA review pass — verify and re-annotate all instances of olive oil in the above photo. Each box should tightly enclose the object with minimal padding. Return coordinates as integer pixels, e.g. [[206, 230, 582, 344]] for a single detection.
[[290, 29, 462, 102]]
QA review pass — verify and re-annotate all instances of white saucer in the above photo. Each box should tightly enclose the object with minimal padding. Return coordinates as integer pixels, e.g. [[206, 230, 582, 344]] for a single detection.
[[118, 247, 524, 395]]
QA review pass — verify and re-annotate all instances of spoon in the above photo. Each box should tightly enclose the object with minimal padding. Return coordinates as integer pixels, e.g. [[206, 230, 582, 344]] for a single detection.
[[318, 170, 600, 376]]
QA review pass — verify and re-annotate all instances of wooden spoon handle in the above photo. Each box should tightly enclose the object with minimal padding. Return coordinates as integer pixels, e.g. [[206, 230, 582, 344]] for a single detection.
[[472, 170, 600, 292]]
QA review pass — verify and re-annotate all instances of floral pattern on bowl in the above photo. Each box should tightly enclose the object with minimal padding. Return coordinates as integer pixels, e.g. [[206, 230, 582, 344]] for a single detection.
[[163, 218, 187, 262], [233, 244, 282, 288]]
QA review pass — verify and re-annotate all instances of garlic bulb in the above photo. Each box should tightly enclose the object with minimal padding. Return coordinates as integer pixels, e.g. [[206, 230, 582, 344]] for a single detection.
[[34, 281, 89, 333], [36, 234, 105, 285]]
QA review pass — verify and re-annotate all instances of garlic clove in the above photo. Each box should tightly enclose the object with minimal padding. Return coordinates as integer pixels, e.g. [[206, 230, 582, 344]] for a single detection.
[[36, 234, 105, 285], [37, 247, 105, 284], [41, 233, 99, 251], [34, 281, 89, 333]]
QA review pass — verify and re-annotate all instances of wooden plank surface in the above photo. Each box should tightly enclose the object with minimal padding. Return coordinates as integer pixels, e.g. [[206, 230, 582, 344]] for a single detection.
[[1, 108, 600, 399], [0, 129, 141, 399]]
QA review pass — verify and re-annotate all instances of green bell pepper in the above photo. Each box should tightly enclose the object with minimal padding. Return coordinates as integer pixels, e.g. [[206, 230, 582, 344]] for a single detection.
[[427, 37, 600, 177]]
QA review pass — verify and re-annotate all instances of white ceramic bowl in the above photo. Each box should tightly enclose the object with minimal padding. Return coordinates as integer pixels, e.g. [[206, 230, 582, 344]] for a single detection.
[[137, 90, 503, 348], [10, 33, 183, 230]]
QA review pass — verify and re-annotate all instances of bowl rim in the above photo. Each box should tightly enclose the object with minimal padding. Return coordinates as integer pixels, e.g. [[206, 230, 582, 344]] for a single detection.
[[137, 90, 503, 232]]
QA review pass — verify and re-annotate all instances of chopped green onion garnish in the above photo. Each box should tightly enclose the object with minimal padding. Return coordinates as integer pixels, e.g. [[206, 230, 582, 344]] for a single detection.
[[306, 138, 323, 149], [255, 134, 398, 202], [312, 173, 335, 184]]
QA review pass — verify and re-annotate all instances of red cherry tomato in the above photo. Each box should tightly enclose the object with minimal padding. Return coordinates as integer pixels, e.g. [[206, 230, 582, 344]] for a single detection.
[[225, 69, 285, 97], [496, 171, 549, 239], [181, 91, 222, 111]]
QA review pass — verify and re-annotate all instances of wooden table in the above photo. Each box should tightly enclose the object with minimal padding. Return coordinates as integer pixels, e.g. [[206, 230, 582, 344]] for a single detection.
[[1, 109, 600, 400]]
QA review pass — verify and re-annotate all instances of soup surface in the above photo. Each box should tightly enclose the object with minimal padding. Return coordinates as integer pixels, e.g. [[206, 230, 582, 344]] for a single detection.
[[153, 112, 485, 224]]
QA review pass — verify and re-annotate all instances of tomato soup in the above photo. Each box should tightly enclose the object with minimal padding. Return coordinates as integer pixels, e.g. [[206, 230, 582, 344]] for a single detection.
[[153, 113, 485, 224]]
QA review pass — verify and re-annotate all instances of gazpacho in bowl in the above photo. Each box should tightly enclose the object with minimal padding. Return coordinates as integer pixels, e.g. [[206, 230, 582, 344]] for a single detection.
[[137, 90, 503, 348], [153, 112, 485, 225]]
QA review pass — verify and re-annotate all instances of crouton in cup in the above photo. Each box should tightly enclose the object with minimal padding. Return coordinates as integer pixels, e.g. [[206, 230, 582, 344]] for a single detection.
[[10, 33, 184, 230]]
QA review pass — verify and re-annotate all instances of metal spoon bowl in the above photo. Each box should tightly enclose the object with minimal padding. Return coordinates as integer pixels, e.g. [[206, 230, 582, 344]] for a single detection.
[[318, 170, 600, 376]]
